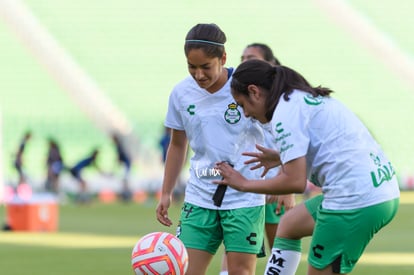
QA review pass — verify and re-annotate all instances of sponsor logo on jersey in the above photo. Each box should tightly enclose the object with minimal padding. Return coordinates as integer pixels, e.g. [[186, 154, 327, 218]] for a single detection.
[[274, 122, 294, 154], [370, 153, 395, 187]]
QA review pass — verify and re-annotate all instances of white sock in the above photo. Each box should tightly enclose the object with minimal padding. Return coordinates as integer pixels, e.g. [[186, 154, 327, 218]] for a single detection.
[[219, 271, 229, 275], [263, 248, 301, 275]]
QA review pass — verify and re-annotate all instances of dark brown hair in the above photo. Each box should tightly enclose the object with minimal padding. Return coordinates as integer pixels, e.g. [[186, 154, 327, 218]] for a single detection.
[[245, 43, 281, 65], [184, 23, 226, 58], [231, 59, 333, 121]]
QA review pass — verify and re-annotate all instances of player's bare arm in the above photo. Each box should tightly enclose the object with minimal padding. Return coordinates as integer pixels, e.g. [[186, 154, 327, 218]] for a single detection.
[[156, 129, 188, 227]]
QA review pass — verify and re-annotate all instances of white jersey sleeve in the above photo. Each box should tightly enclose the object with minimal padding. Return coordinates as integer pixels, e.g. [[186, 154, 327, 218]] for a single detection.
[[165, 85, 185, 131], [269, 90, 399, 210]]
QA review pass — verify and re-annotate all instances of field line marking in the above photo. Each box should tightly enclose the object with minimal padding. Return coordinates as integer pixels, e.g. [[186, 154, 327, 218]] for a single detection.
[[311, 0, 414, 91], [400, 191, 414, 204], [1, 232, 413, 266], [301, 252, 414, 265], [0, 232, 138, 248]]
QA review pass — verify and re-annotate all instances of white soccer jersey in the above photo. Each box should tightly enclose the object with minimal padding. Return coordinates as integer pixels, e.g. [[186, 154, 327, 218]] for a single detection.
[[165, 71, 265, 210], [268, 90, 400, 210]]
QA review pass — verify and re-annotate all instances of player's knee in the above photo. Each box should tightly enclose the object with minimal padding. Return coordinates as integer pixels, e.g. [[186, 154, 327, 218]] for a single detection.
[[276, 209, 306, 239], [226, 254, 256, 275]]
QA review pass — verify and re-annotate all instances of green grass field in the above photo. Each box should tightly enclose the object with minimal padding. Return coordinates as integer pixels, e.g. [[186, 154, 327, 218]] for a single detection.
[[1, 192, 413, 274]]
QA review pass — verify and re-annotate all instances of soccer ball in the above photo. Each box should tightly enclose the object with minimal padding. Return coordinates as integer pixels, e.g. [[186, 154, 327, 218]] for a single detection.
[[131, 231, 189, 275]]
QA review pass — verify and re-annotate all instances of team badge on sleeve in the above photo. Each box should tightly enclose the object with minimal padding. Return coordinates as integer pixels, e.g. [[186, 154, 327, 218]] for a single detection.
[[304, 94, 323, 105]]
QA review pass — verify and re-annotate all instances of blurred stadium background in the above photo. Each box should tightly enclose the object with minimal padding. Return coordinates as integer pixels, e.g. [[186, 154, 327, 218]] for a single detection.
[[1, 0, 414, 194], [0, 1, 413, 274]]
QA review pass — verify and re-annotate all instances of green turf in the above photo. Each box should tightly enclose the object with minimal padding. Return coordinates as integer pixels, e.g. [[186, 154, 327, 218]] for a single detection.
[[0, 193, 413, 274]]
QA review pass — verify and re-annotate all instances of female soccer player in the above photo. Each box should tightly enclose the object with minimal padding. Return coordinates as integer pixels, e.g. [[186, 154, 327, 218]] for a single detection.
[[215, 59, 400, 275], [241, 43, 281, 65], [220, 43, 294, 275], [156, 24, 266, 275], [240, 43, 295, 250]]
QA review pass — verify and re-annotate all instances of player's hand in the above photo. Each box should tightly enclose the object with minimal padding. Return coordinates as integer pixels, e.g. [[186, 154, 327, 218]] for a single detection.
[[242, 144, 281, 177], [266, 194, 279, 204], [275, 194, 296, 214], [156, 194, 173, 227], [213, 161, 247, 191]]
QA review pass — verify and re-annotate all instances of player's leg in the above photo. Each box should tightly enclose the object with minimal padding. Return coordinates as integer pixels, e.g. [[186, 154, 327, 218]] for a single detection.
[[308, 265, 342, 275], [265, 223, 278, 248], [219, 253, 229, 275], [264, 201, 284, 249], [277, 197, 319, 239], [307, 198, 399, 275], [185, 249, 214, 275], [120, 163, 132, 201], [221, 205, 265, 275], [76, 175, 91, 203], [17, 166, 26, 185], [176, 203, 222, 275], [226, 251, 257, 275], [219, 203, 280, 275], [263, 195, 322, 275]]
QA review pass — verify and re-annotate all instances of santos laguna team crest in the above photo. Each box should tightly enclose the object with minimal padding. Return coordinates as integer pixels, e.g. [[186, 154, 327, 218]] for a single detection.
[[224, 103, 241, 124]]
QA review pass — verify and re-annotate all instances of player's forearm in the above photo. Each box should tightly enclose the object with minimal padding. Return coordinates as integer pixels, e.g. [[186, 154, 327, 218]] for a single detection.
[[246, 156, 307, 195], [161, 144, 187, 196], [243, 174, 306, 195]]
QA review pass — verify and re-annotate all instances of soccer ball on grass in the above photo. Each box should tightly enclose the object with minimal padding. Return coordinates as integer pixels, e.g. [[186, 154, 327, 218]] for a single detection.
[[131, 231, 188, 275]]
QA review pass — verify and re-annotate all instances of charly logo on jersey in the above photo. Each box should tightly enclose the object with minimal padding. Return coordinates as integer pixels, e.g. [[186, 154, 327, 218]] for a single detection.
[[275, 122, 284, 133], [304, 94, 323, 105], [224, 102, 241, 124], [370, 153, 395, 187], [187, 104, 195, 115]]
